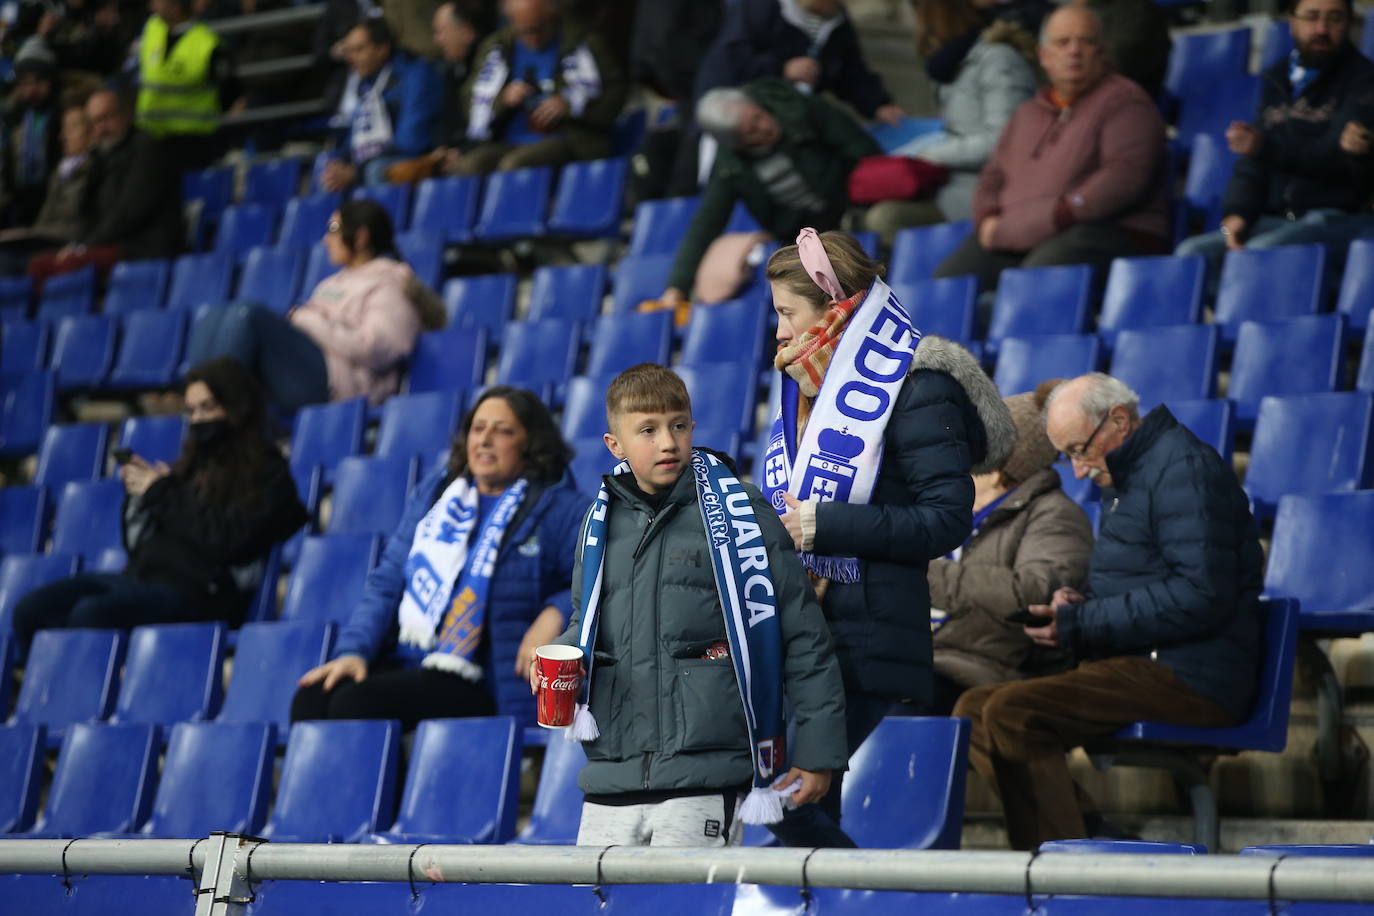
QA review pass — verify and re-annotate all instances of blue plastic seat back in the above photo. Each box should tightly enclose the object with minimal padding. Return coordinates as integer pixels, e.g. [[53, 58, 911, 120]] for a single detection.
[[328, 456, 413, 536], [568, 437, 617, 494], [987, 265, 1092, 350], [0, 553, 78, 637], [408, 328, 486, 393], [1109, 324, 1219, 410], [182, 166, 234, 218], [118, 415, 185, 467], [586, 311, 673, 377], [496, 320, 582, 389], [263, 719, 401, 842], [1176, 72, 1259, 151], [627, 195, 699, 256], [108, 309, 187, 390], [244, 881, 591, 915], [681, 299, 769, 367], [49, 314, 115, 390], [1098, 255, 1205, 346], [1180, 132, 1236, 234], [377, 716, 522, 843], [1264, 491, 1374, 632], [0, 724, 44, 832], [513, 733, 585, 844], [1246, 392, 1374, 515], [851, 230, 881, 258], [289, 397, 367, 487], [1338, 237, 1374, 336], [1214, 244, 1325, 343], [375, 389, 462, 466], [396, 230, 444, 289], [111, 622, 227, 726], [0, 276, 32, 316], [994, 334, 1100, 397], [50, 479, 125, 563], [0, 370, 55, 457], [548, 157, 627, 237], [243, 157, 303, 209], [443, 274, 517, 332], [0, 486, 45, 556], [28, 722, 158, 838], [528, 264, 607, 322], [13, 629, 125, 739], [473, 166, 552, 242], [34, 422, 109, 490], [237, 245, 303, 314], [216, 203, 277, 261], [1164, 27, 1251, 103], [892, 276, 978, 344], [1055, 462, 1099, 508], [687, 424, 742, 461], [2, 319, 49, 375], [167, 251, 233, 311], [300, 242, 336, 295], [1361, 330, 1374, 394], [1365, 11, 1374, 57], [841, 717, 970, 849], [561, 374, 618, 441], [218, 620, 334, 730], [1240, 844, 1374, 857], [889, 220, 973, 286], [1167, 398, 1235, 464], [411, 175, 479, 243], [601, 883, 736, 915], [278, 192, 341, 252], [1040, 839, 1206, 854], [140, 721, 275, 838], [1230, 314, 1343, 425], [279, 533, 380, 626], [103, 260, 171, 314], [1259, 19, 1296, 71], [675, 362, 758, 436], [352, 183, 411, 231], [37, 264, 96, 318], [611, 254, 675, 313]]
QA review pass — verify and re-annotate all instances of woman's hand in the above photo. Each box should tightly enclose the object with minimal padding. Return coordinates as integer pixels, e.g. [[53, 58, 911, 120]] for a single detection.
[[773, 767, 831, 806], [515, 605, 566, 677], [297, 654, 368, 691], [120, 456, 170, 497]]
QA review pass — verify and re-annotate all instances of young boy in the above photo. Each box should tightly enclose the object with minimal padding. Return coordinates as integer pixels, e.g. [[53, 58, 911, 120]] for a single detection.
[[531, 363, 847, 847]]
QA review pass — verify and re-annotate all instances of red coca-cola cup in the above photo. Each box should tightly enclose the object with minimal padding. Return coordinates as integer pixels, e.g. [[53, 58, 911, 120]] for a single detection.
[[535, 645, 583, 728]]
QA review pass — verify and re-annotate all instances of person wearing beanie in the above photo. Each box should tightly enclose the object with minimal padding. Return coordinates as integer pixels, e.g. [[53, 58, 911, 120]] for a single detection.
[[927, 378, 1094, 715], [2, 37, 63, 227]]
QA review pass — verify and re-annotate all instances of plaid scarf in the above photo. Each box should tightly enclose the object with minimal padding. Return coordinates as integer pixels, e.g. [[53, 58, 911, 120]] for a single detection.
[[773, 289, 867, 398]]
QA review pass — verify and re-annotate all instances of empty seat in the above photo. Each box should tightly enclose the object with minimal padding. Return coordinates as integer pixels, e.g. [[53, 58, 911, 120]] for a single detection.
[[1361, 329, 1374, 393], [627, 195, 699, 256], [1245, 392, 1374, 516], [397, 230, 443, 289], [843, 717, 970, 849], [118, 415, 185, 466], [0, 724, 43, 832], [675, 362, 758, 435], [561, 374, 617, 440], [24, 722, 158, 838], [111, 622, 226, 726], [37, 264, 96, 318], [277, 192, 340, 252], [243, 157, 303, 208], [0, 487, 45, 556], [0, 553, 78, 637], [690, 424, 742, 460], [611, 253, 675, 313], [107, 309, 187, 390], [1109, 324, 1219, 410], [547, 157, 627, 237], [135, 721, 275, 838], [568, 437, 617, 494], [1175, 72, 1259, 152], [0, 276, 32, 320], [50, 479, 125, 562], [1213, 244, 1325, 344], [326, 457, 412, 536], [34, 422, 108, 490], [352, 183, 411, 231], [370, 716, 521, 843], [262, 719, 401, 842], [0, 370, 55, 458], [1264, 491, 1374, 634], [1, 318, 48, 375], [993, 334, 1100, 397], [1097, 255, 1205, 348], [680, 299, 768, 367], [1229, 314, 1343, 426], [215, 203, 277, 261], [11, 629, 125, 744], [495, 320, 581, 392], [218, 620, 334, 731], [473, 166, 552, 242], [49, 314, 115, 390], [1176, 132, 1235, 238], [411, 175, 478, 243], [443, 274, 517, 332], [888, 220, 973, 286], [986, 265, 1092, 353], [166, 251, 233, 311], [408, 327, 486, 393], [102, 260, 171, 314], [237, 246, 302, 314], [289, 397, 367, 504], [1164, 27, 1251, 106], [512, 732, 585, 844], [300, 242, 336, 295], [182, 166, 234, 218], [1337, 237, 1374, 336], [585, 311, 673, 377], [892, 276, 977, 344], [527, 264, 606, 323], [375, 389, 462, 465], [1168, 398, 1235, 464], [1259, 18, 1295, 72]]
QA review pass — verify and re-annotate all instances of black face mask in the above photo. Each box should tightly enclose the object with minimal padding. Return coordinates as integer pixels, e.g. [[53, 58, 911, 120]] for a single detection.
[[189, 419, 231, 448]]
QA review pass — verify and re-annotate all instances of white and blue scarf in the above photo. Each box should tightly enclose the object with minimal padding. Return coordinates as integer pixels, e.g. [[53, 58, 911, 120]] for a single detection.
[[398, 475, 529, 679], [568, 450, 789, 825], [760, 277, 921, 582], [466, 39, 602, 142]]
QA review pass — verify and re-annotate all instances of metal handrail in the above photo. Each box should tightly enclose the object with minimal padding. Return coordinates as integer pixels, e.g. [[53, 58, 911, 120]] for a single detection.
[[206, 4, 324, 36]]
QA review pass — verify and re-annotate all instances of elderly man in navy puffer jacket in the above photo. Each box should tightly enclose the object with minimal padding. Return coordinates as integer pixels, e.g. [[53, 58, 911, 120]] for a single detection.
[[954, 373, 1264, 851]]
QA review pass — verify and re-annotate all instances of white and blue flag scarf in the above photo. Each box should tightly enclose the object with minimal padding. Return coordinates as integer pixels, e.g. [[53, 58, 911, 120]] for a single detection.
[[568, 450, 790, 824], [398, 475, 529, 680], [760, 277, 920, 582]]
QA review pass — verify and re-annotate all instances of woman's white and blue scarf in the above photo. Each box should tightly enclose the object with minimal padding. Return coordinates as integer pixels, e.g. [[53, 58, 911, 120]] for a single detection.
[[568, 449, 789, 825]]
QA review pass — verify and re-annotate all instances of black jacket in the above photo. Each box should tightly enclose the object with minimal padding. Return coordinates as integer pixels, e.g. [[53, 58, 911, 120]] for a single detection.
[[1057, 407, 1265, 720], [1224, 43, 1374, 223], [80, 127, 183, 259]]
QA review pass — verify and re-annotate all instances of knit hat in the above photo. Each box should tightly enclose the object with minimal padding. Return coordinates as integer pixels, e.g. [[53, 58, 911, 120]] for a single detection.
[[998, 378, 1061, 486], [14, 38, 57, 79]]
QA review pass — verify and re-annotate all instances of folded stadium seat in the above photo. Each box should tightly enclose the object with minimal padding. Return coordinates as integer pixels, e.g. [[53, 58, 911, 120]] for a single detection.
[[396, 229, 444, 290], [1174, 71, 1259, 156], [300, 241, 335, 295], [375, 389, 463, 466], [1040, 839, 1206, 854], [110, 622, 227, 727], [568, 437, 617, 493], [261, 719, 401, 843], [215, 203, 278, 263], [992, 334, 1100, 398], [0, 369, 55, 458], [182, 166, 235, 221], [889, 276, 978, 345], [36, 263, 96, 319], [0, 724, 43, 832], [1245, 392, 1374, 518], [11, 629, 125, 748], [369, 716, 522, 844], [1338, 237, 1374, 337], [472, 165, 552, 242], [1108, 324, 1219, 410], [1229, 314, 1343, 428], [495, 319, 582, 401], [560, 374, 618, 441], [33, 422, 108, 490], [49, 314, 115, 391], [1, 317, 49, 374], [1167, 398, 1236, 464], [546, 157, 628, 238], [674, 362, 759, 439], [241, 543, 283, 627], [1055, 463, 1098, 508], [22, 721, 158, 838], [50, 479, 126, 564], [243, 156, 304, 210], [1213, 244, 1325, 346], [511, 731, 585, 844], [325, 456, 414, 536], [0, 486, 45, 556], [1163, 26, 1251, 117], [278, 192, 342, 252], [984, 264, 1093, 357], [407, 328, 487, 394], [0, 275, 32, 320], [278, 533, 381, 625], [1361, 329, 1374, 393], [1241, 844, 1374, 857], [129, 721, 274, 838], [411, 175, 479, 243], [217, 620, 334, 735], [680, 298, 769, 367], [107, 309, 187, 390], [585, 311, 673, 377], [626, 195, 700, 257], [237, 245, 303, 314], [166, 251, 234, 311], [851, 230, 880, 259], [1097, 255, 1205, 351], [888, 220, 973, 286], [443, 274, 517, 333], [0, 554, 79, 638], [289, 396, 367, 503], [102, 259, 171, 314], [353, 183, 412, 232], [117, 415, 185, 467], [1174, 133, 1236, 243], [610, 253, 676, 313], [527, 263, 607, 323]]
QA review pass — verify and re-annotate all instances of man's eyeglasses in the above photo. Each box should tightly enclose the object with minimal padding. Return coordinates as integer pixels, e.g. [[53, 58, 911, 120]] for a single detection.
[[1056, 411, 1111, 465], [1293, 11, 1348, 25]]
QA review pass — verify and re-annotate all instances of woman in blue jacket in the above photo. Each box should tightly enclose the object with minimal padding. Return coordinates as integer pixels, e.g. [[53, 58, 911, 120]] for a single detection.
[[292, 386, 589, 729]]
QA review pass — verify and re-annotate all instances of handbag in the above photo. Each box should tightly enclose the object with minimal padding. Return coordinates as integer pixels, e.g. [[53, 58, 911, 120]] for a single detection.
[[848, 155, 950, 205]]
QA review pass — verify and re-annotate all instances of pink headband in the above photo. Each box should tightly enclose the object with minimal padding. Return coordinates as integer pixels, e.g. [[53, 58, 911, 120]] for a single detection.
[[796, 228, 844, 302]]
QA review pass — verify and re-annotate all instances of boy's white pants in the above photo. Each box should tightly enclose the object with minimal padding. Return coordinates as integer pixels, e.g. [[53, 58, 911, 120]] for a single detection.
[[576, 792, 744, 847]]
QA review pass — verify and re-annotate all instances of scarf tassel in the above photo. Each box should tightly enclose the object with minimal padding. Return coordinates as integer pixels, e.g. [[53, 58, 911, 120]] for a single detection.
[[420, 652, 484, 682], [801, 553, 861, 584], [567, 703, 600, 742], [738, 785, 785, 825]]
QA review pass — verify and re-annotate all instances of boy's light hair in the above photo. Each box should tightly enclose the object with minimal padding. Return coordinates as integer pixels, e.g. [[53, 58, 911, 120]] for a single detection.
[[605, 363, 692, 428]]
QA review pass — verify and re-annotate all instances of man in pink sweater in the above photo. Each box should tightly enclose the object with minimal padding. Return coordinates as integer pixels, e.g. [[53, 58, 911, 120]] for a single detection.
[[935, 5, 1168, 292]]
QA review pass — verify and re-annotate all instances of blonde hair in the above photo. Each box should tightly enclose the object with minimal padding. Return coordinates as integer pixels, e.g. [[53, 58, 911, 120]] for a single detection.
[[765, 230, 886, 314], [605, 363, 692, 428]]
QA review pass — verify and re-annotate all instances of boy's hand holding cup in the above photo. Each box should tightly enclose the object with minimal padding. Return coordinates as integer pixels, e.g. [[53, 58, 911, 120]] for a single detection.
[[530, 644, 584, 729]]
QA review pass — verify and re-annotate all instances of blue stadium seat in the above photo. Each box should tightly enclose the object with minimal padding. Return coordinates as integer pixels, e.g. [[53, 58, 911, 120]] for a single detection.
[[111, 622, 226, 726], [1241, 844, 1374, 857], [512, 733, 585, 844], [1168, 398, 1235, 464], [217, 620, 334, 733], [568, 437, 617, 493], [1264, 491, 1374, 634], [262, 719, 401, 843], [0, 369, 55, 458], [243, 157, 303, 209], [1337, 237, 1374, 337], [0, 276, 32, 320], [118, 415, 185, 467], [134, 721, 274, 838], [107, 309, 187, 390], [0, 554, 78, 639], [889, 220, 973, 286], [327, 457, 413, 536], [215, 203, 277, 261], [166, 251, 234, 311], [611, 254, 675, 313], [11, 629, 125, 746], [277, 192, 340, 252], [102, 260, 171, 314], [547, 157, 627, 237], [986, 265, 1092, 354], [1361, 329, 1374, 393], [408, 328, 487, 393], [495, 320, 581, 393], [370, 716, 522, 844], [527, 264, 607, 322], [585, 311, 673, 376], [243, 881, 591, 914], [352, 183, 412, 231], [0, 724, 43, 832], [1055, 463, 1098, 507], [1365, 10, 1374, 58], [37, 264, 96, 318], [48, 314, 115, 391], [1259, 19, 1295, 71], [0, 487, 45, 556], [1164, 27, 1251, 109], [691, 424, 742, 461], [1, 318, 48, 375], [1175, 72, 1259, 153], [411, 175, 479, 243], [681, 299, 769, 367], [892, 276, 978, 344], [289, 397, 367, 501], [1245, 392, 1374, 517], [23, 722, 158, 838], [628, 195, 699, 256], [561, 374, 616, 440], [612, 106, 648, 155], [443, 274, 517, 332], [300, 242, 335, 295], [675, 362, 759, 436], [1041, 839, 1206, 854], [473, 166, 552, 242], [182, 166, 234, 219], [1229, 314, 1343, 426], [842, 717, 970, 849], [1176, 132, 1235, 240], [852, 230, 880, 259], [1214, 244, 1325, 345], [375, 389, 462, 465], [397, 230, 444, 289], [1109, 324, 1219, 409], [1098, 255, 1205, 349], [993, 334, 1100, 397], [237, 245, 302, 314], [34, 422, 108, 489], [50, 479, 124, 563]]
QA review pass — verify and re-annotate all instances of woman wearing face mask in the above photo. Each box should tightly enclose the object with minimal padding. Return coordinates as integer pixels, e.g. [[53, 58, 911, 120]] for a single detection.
[[10, 357, 308, 653]]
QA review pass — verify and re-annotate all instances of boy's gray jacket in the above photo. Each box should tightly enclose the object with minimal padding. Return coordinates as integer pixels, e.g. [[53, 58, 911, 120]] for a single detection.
[[555, 458, 848, 796]]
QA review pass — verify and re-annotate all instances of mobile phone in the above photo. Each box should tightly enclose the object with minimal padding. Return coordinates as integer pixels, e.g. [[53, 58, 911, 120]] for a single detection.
[[113, 448, 135, 465], [1006, 609, 1051, 627]]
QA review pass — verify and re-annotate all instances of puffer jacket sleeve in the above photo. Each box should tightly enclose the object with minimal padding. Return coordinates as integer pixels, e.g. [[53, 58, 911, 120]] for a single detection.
[[917, 43, 1036, 172]]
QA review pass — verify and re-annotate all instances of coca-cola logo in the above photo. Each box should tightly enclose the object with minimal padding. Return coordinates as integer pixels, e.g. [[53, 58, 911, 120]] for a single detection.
[[539, 674, 580, 691]]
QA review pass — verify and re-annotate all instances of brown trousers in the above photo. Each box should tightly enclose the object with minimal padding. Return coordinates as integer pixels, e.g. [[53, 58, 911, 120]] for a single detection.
[[448, 137, 580, 176], [953, 656, 1235, 850]]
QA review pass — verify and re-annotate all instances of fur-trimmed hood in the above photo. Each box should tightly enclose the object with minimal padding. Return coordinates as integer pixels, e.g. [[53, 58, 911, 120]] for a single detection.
[[910, 335, 1016, 476]]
